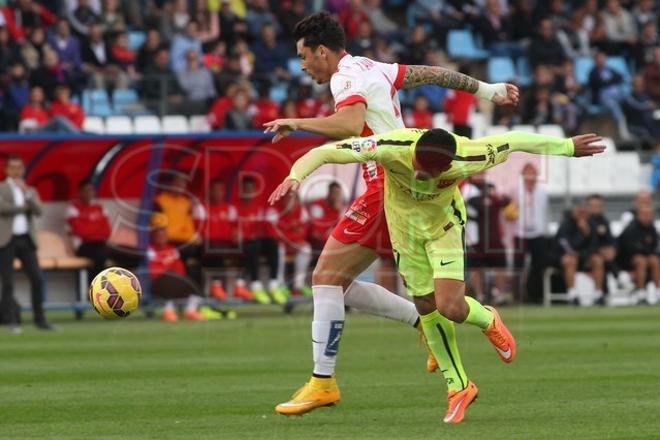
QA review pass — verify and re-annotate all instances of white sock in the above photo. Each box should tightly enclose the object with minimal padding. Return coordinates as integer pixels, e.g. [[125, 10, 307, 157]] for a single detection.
[[277, 244, 286, 284], [344, 281, 419, 327], [567, 287, 578, 300], [250, 280, 264, 291], [185, 295, 202, 312], [312, 285, 345, 376], [293, 243, 312, 289], [268, 279, 280, 291], [164, 300, 175, 311]]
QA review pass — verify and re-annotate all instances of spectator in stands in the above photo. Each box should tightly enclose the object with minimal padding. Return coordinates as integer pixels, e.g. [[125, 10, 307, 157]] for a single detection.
[[621, 190, 653, 228], [140, 47, 184, 115], [153, 173, 198, 249], [338, 0, 369, 40], [412, 50, 447, 113], [510, 0, 535, 42], [19, 26, 50, 71], [363, 0, 401, 42], [404, 95, 433, 129], [307, 181, 345, 254], [277, 0, 307, 43], [48, 19, 81, 72], [1, 0, 56, 42], [30, 48, 73, 101], [232, 39, 254, 77], [601, 0, 637, 57], [251, 84, 279, 129], [617, 204, 660, 304], [147, 225, 206, 322], [193, 0, 220, 46], [2, 61, 30, 131], [109, 32, 137, 75], [236, 175, 288, 305], [589, 51, 633, 141], [347, 20, 374, 56], [586, 194, 619, 291], [170, 20, 202, 74], [224, 87, 252, 130], [316, 89, 334, 117], [50, 84, 84, 130], [0, 25, 19, 73], [279, 98, 298, 119], [218, 0, 248, 45], [272, 192, 312, 297], [372, 36, 397, 64], [643, 46, 660, 105], [623, 75, 660, 142], [0, 155, 52, 332], [101, 0, 127, 34], [19, 86, 49, 131], [196, 179, 239, 300], [82, 23, 129, 90], [207, 82, 239, 130], [409, 0, 463, 47], [635, 21, 657, 69], [475, 0, 518, 57], [556, 8, 591, 59], [158, 0, 187, 42], [68, 0, 101, 36], [295, 83, 321, 119], [245, 0, 280, 40], [573, 0, 606, 52], [250, 23, 290, 85], [444, 86, 476, 138], [404, 24, 431, 66], [466, 178, 510, 305], [634, 0, 657, 29], [176, 49, 216, 114], [137, 29, 163, 72], [66, 179, 111, 277], [528, 18, 567, 72], [513, 163, 548, 305], [553, 201, 605, 303], [202, 40, 226, 73]]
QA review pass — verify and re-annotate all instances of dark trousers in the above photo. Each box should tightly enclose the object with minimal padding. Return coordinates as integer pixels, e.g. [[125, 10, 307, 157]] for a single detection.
[[76, 241, 109, 279], [0, 235, 45, 324], [244, 238, 279, 281], [514, 236, 547, 304]]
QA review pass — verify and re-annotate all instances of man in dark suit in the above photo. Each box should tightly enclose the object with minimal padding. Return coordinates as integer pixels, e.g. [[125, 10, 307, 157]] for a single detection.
[[0, 155, 52, 333]]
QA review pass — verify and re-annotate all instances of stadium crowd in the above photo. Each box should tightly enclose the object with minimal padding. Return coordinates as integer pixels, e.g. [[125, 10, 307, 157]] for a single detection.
[[0, 0, 657, 145]]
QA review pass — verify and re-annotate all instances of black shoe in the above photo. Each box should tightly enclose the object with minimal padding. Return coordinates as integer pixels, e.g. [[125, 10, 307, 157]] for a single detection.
[[34, 321, 55, 331]]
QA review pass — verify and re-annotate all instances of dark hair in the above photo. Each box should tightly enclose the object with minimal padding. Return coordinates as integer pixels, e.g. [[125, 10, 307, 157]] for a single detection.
[[241, 175, 257, 186], [79, 178, 93, 189], [414, 129, 457, 171], [587, 194, 603, 202], [6, 154, 22, 164], [293, 12, 346, 52], [328, 181, 341, 191]]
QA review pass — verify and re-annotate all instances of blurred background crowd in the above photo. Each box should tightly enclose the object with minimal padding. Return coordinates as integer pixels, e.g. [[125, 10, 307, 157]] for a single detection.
[[0, 0, 657, 146]]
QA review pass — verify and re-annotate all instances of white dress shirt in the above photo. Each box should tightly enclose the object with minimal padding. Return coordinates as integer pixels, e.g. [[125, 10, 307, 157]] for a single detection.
[[7, 178, 29, 235], [516, 182, 548, 239]]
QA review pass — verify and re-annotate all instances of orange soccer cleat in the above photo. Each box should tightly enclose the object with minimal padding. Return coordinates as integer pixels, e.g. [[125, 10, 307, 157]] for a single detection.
[[234, 285, 254, 301], [210, 281, 228, 300], [162, 308, 178, 322], [483, 306, 517, 363], [443, 381, 479, 424], [183, 310, 207, 321]]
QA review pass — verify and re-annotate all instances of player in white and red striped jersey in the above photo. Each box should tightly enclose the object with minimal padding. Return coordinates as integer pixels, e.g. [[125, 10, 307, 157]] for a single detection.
[[264, 12, 519, 416]]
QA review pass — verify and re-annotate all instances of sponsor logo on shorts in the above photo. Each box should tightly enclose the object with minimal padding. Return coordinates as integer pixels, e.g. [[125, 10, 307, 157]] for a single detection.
[[440, 260, 455, 266], [343, 228, 361, 236]]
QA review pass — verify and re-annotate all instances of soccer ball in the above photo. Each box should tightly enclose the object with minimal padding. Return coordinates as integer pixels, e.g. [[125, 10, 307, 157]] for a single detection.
[[89, 267, 141, 319]]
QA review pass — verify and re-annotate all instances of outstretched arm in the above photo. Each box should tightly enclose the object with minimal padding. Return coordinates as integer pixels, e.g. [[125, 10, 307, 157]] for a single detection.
[[269, 140, 374, 205], [263, 103, 366, 143], [401, 65, 520, 106]]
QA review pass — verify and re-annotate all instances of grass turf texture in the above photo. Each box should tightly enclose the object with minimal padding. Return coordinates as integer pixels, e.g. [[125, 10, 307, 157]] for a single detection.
[[2, 306, 660, 440]]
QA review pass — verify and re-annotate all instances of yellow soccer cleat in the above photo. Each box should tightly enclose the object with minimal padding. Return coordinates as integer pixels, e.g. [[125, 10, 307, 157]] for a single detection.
[[275, 376, 341, 416], [418, 326, 440, 373]]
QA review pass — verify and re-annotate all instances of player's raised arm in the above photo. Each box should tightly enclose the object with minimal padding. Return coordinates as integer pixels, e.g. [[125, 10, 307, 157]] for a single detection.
[[401, 65, 520, 106], [268, 138, 376, 205]]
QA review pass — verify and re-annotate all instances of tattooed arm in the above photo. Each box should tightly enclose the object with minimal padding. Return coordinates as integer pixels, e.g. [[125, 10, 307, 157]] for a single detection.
[[401, 65, 519, 106]]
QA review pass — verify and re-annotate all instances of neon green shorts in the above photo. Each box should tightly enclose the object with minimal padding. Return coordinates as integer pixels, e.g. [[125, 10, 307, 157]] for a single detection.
[[391, 224, 465, 297]]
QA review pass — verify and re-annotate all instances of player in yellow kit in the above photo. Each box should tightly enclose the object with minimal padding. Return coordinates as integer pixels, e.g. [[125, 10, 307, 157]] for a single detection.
[[269, 128, 605, 423]]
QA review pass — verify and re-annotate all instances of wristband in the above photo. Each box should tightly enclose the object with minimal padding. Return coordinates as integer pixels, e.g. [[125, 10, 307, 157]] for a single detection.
[[476, 81, 507, 101]]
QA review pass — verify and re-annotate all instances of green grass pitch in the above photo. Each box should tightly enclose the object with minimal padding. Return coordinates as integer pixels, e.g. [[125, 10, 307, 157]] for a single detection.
[[2, 306, 660, 440]]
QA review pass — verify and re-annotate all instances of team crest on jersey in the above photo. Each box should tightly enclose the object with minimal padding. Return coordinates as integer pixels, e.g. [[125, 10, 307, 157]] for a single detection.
[[436, 179, 456, 189], [344, 80, 352, 90], [351, 138, 377, 153], [486, 144, 496, 165]]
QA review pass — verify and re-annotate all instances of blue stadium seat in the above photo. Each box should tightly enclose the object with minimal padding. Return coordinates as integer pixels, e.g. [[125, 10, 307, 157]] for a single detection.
[[574, 57, 594, 85], [128, 31, 146, 51], [516, 57, 532, 86], [287, 58, 303, 78], [447, 30, 488, 60], [82, 89, 113, 117], [112, 89, 139, 114], [487, 57, 516, 83], [269, 84, 288, 104]]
